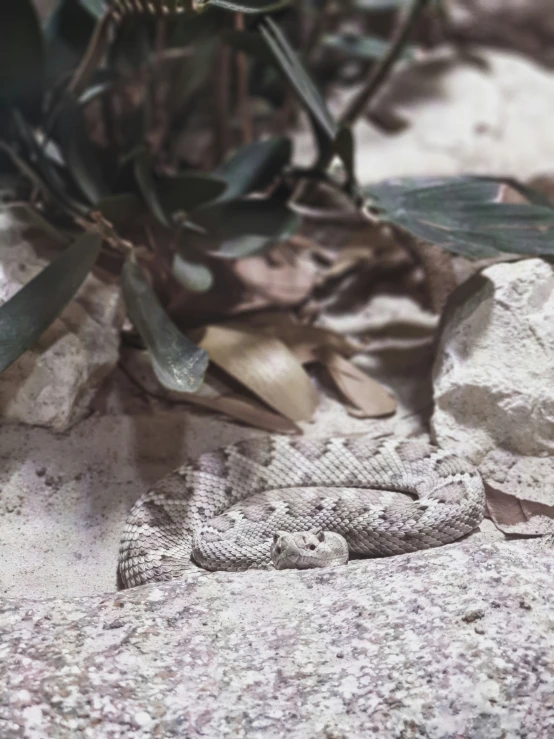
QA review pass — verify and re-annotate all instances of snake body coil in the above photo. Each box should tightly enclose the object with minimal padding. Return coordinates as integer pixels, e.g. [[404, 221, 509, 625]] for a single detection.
[[119, 437, 486, 588]]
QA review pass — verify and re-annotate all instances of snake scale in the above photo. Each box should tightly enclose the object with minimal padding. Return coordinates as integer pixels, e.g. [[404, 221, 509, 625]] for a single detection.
[[118, 436, 486, 588]]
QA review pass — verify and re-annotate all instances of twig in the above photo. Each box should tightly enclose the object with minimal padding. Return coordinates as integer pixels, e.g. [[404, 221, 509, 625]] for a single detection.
[[234, 13, 253, 146], [67, 10, 115, 95], [214, 45, 232, 163], [292, 0, 429, 207], [339, 0, 430, 127]]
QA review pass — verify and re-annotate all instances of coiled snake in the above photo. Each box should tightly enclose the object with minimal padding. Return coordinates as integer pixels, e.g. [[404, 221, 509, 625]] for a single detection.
[[118, 436, 486, 588]]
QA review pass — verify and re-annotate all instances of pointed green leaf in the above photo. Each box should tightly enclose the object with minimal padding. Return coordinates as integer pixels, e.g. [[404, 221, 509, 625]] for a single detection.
[[158, 173, 227, 214], [11, 111, 89, 216], [122, 256, 208, 392], [133, 150, 171, 227], [44, 0, 98, 87], [0, 0, 44, 121], [205, 0, 291, 12], [259, 17, 337, 148], [193, 197, 300, 258], [96, 193, 144, 227], [366, 176, 554, 258], [213, 137, 292, 202], [0, 233, 102, 374], [172, 254, 214, 293], [77, 0, 106, 20], [355, 0, 412, 9], [323, 33, 415, 61]]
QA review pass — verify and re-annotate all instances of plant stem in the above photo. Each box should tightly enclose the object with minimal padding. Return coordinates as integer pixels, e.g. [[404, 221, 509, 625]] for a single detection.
[[214, 45, 231, 164], [339, 0, 430, 127], [234, 13, 253, 146]]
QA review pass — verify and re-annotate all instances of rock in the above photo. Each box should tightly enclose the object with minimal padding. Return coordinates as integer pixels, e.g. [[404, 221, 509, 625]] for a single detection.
[[0, 215, 124, 431], [432, 258, 554, 504], [1, 537, 553, 738], [296, 49, 554, 185], [446, 0, 554, 67]]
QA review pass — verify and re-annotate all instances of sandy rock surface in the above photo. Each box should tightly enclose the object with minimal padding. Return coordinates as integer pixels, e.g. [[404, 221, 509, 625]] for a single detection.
[[1, 537, 553, 739]]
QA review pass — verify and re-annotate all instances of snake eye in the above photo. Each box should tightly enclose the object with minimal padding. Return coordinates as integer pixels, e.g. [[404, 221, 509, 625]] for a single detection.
[[309, 544, 316, 550]]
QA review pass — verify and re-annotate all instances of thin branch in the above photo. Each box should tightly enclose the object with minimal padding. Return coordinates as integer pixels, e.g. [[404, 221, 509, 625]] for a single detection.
[[67, 10, 115, 95], [234, 13, 253, 146], [339, 0, 430, 127], [214, 45, 232, 164]]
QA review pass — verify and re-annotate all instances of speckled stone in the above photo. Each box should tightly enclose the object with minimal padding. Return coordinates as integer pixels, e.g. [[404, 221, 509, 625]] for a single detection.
[[1, 537, 553, 739]]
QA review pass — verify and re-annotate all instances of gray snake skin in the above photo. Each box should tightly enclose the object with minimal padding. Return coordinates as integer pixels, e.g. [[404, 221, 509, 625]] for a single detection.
[[118, 436, 486, 588]]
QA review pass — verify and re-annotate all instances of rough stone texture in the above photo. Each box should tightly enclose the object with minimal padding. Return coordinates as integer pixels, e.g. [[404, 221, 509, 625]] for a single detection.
[[1, 537, 553, 739], [296, 50, 554, 184], [432, 258, 554, 506], [0, 367, 431, 600], [0, 215, 124, 431]]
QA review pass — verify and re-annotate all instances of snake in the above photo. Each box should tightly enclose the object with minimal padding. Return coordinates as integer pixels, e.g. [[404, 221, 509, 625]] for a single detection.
[[118, 436, 486, 588]]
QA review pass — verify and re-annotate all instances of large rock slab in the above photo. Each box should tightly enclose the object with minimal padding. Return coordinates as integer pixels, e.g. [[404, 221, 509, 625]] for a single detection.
[[1, 537, 553, 738], [432, 258, 554, 505]]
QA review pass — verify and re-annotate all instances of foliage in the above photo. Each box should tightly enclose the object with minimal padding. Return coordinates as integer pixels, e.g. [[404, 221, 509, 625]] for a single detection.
[[1, 0, 554, 398]]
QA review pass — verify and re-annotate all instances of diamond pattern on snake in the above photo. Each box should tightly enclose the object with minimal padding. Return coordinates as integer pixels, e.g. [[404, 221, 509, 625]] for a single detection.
[[118, 436, 486, 588]]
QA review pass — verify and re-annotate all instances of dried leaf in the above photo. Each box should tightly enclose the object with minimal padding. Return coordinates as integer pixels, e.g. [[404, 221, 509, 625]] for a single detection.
[[318, 350, 396, 417], [244, 312, 359, 362], [485, 484, 554, 536], [119, 349, 299, 433], [198, 325, 318, 422], [178, 392, 300, 433]]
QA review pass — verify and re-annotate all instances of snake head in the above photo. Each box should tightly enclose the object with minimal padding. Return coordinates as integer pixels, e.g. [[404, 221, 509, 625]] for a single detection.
[[270, 530, 349, 570]]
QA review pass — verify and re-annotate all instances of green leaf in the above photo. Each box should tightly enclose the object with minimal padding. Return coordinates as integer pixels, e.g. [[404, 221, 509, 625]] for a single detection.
[[133, 150, 171, 227], [77, 0, 106, 20], [55, 95, 110, 205], [259, 17, 337, 148], [172, 254, 214, 293], [193, 197, 300, 258], [9, 112, 89, 216], [355, 0, 412, 9], [0, 233, 102, 374], [213, 137, 292, 202], [96, 193, 144, 227], [205, 0, 291, 12], [43, 0, 98, 88], [122, 255, 209, 392], [158, 173, 228, 214], [0, 0, 44, 121], [366, 176, 554, 258], [323, 33, 415, 61]]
